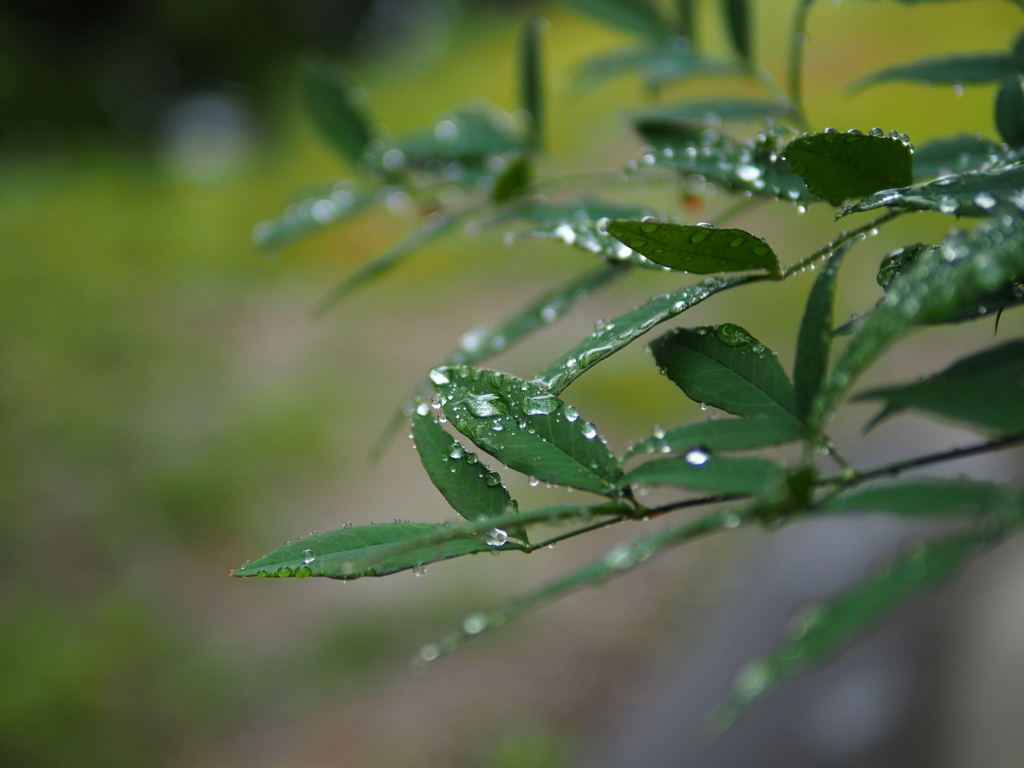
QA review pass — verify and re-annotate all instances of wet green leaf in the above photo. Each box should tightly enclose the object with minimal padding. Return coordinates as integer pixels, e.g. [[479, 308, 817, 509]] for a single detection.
[[841, 161, 1024, 218], [850, 52, 1019, 92], [492, 155, 532, 204], [251, 184, 382, 253], [818, 480, 1008, 517], [566, 0, 671, 38], [721, 0, 752, 66], [636, 126, 816, 202], [623, 453, 786, 498], [576, 42, 737, 92], [652, 324, 802, 422], [715, 531, 989, 728], [996, 75, 1024, 147], [876, 243, 939, 289], [520, 17, 546, 149], [534, 274, 760, 393], [304, 58, 373, 166], [784, 131, 913, 206], [812, 212, 1024, 427], [523, 214, 669, 270], [634, 98, 794, 125], [412, 409, 528, 543], [606, 221, 781, 276], [625, 416, 807, 460], [794, 244, 849, 421], [912, 135, 1010, 180], [432, 367, 623, 496], [232, 522, 523, 580], [858, 338, 1024, 432]]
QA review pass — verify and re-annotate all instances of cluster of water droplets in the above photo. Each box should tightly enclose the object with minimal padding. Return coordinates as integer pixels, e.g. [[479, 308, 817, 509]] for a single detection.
[[251, 181, 363, 249]]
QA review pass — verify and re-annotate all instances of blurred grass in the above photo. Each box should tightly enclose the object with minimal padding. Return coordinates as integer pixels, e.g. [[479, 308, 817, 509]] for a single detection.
[[1, 2, 1021, 767]]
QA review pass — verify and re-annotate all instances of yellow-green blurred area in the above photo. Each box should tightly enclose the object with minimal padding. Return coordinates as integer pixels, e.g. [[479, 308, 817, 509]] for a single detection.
[[3, 2, 1024, 767]]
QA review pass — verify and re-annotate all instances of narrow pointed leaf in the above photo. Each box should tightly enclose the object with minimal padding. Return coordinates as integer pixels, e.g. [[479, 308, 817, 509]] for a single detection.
[[423, 510, 745, 663], [794, 244, 848, 420], [812, 212, 1024, 428], [635, 98, 795, 125], [607, 221, 782, 276], [651, 324, 802, 421], [524, 215, 668, 270], [534, 274, 759, 393], [505, 197, 655, 227], [817, 480, 1008, 517], [623, 453, 786, 498], [566, 0, 671, 38], [575, 42, 737, 92], [721, 0, 752, 66], [432, 367, 623, 495], [715, 531, 989, 728], [783, 131, 913, 206], [251, 184, 382, 253], [520, 17, 545, 149], [304, 58, 373, 166], [314, 213, 463, 313], [625, 416, 807, 460], [876, 243, 938, 289], [857, 338, 1024, 432], [232, 522, 523, 580], [850, 52, 1019, 92], [637, 126, 816, 202], [842, 161, 1024, 218], [492, 155, 532, 204], [412, 409, 528, 543], [912, 135, 1009, 180], [996, 75, 1024, 147]]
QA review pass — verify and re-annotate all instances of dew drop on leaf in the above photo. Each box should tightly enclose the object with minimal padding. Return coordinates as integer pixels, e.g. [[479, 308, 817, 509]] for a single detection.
[[685, 447, 711, 466], [485, 528, 508, 547], [301, 549, 315, 565]]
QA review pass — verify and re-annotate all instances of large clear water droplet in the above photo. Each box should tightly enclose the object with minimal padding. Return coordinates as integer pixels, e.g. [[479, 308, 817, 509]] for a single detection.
[[485, 528, 508, 547], [685, 447, 710, 466], [302, 549, 315, 565]]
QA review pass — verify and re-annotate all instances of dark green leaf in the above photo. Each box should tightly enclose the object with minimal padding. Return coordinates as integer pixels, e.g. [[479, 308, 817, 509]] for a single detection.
[[232, 522, 523, 580], [817, 480, 1008, 517], [636, 126, 817, 202], [634, 98, 795, 125], [715, 531, 989, 728], [783, 130, 914, 206], [607, 221, 782, 276], [876, 243, 938, 289], [504, 197, 655, 227], [623, 452, 786, 498], [842, 161, 1024, 218], [912, 134, 1009, 180], [492, 156, 532, 204], [850, 52, 1019, 92], [625, 416, 807, 460], [520, 17, 545, 149], [996, 75, 1024, 147], [721, 0, 752, 66], [812, 212, 1024, 427], [794, 245, 848, 420], [303, 58, 373, 166], [575, 41, 736, 92], [411, 408, 528, 543], [251, 184, 382, 253], [432, 367, 624, 495], [534, 274, 759, 393], [523, 214, 670, 270], [652, 324, 802, 421], [566, 0, 671, 38], [857, 338, 1024, 432]]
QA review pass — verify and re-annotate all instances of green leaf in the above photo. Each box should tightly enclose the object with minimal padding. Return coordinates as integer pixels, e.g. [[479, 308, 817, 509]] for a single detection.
[[996, 75, 1024, 147], [232, 522, 523, 580], [303, 58, 373, 166], [636, 126, 817, 202], [314, 213, 463, 313], [634, 98, 795, 125], [566, 0, 671, 38], [625, 416, 807, 460], [841, 161, 1024, 218], [817, 479, 1008, 517], [794, 244, 848, 421], [520, 17, 546, 149], [522, 214, 670, 270], [251, 184, 382, 253], [651, 324, 802, 421], [857, 338, 1024, 432], [534, 274, 759, 393], [432, 367, 624, 495], [876, 243, 939, 289], [505, 197, 655, 227], [721, 0, 752, 66], [623, 453, 786, 499], [912, 134, 1009, 180], [411, 408, 528, 543], [606, 221, 782, 276], [714, 531, 989, 728], [492, 155, 532, 204], [812, 212, 1024, 428], [575, 41, 737, 92], [783, 130, 914, 206], [850, 52, 1019, 92]]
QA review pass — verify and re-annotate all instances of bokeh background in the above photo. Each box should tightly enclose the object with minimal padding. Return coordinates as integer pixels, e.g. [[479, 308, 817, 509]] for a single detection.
[[4, 1, 1024, 766]]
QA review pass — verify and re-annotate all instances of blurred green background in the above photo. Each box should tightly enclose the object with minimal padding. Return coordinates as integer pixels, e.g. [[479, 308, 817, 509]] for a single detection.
[[3, 1, 1023, 766]]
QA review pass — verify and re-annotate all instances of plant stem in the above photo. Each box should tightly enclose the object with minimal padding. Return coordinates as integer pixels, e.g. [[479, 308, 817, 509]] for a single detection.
[[782, 209, 904, 278], [526, 516, 628, 551]]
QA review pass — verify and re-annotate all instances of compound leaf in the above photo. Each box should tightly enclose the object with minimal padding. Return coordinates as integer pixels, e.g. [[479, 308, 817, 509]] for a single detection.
[[607, 221, 781, 276]]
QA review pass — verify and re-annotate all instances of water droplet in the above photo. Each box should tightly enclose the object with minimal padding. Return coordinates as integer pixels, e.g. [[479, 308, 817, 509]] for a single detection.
[[525, 394, 559, 415], [953, 83, 964, 97], [685, 447, 710, 466], [937, 195, 959, 214], [484, 472, 502, 487], [419, 643, 441, 663], [382, 148, 406, 171], [974, 192, 997, 210], [429, 368, 451, 386], [736, 164, 763, 182], [582, 423, 598, 439], [302, 549, 315, 564], [562, 405, 579, 422], [604, 544, 634, 570], [415, 401, 431, 416], [652, 424, 666, 439], [716, 322, 753, 347], [462, 613, 488, 635], [413, 563, 427, 577], [528, 476, 540, 487], [434, 119, 459, 141], [449, 445, 464, 460], [485, 528, 508, 547]]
